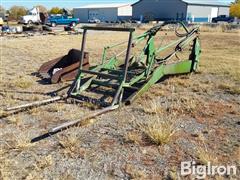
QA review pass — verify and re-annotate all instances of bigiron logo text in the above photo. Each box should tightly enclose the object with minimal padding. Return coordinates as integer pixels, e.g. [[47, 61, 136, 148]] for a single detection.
[[181, 161, 237, 179]]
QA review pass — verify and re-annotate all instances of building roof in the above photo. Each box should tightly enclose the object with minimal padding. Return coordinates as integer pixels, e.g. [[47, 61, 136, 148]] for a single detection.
[[74, 3, 131, 9], [182, 0, 230, 6], [132, 0, 230, 7]]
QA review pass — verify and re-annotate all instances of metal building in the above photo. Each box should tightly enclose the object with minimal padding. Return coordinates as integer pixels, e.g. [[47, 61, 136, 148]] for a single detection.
[[132, 0, 230, 22], [73, 3, 132, 23]]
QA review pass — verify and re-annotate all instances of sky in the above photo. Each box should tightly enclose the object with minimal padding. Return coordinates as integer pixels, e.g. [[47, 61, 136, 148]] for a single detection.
[[1, 0, 234, 9]]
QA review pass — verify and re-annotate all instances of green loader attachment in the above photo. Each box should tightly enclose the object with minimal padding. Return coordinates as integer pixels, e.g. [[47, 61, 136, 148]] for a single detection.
[[69, 21, 201, 107], [5, 21, 201, 134]]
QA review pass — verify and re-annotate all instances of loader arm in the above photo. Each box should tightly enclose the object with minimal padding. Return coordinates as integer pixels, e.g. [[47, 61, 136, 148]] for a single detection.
[[69, 21, 201, 107]]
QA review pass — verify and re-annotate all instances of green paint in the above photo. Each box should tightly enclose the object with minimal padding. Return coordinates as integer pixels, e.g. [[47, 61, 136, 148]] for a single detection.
[[69, 21, 201, 106], [163, 61, 192, 75]]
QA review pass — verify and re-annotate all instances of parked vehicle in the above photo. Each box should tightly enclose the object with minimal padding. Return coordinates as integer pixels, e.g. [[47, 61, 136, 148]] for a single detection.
[[0, 17, 3, 26], [88, 18, 101, 23], [47, 15, 80, 27], [212, 15, 234, 23], [19, 7, 41, 25]]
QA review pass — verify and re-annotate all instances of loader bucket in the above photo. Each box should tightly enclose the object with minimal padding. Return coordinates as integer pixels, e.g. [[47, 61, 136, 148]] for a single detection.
[[38, 49, 89, 83]]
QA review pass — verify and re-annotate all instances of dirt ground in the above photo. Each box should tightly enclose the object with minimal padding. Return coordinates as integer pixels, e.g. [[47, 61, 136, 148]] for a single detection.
[[0, 27, 239, 179]]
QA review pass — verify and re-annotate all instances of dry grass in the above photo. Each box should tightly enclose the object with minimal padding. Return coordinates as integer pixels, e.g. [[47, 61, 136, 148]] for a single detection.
[[195, 134, 218, 165], [79, 118, 97, 127], [47, 103, 66, 113], [28, 107, 42, 116], [13, 76, 33, 89], [57, 129, 82, 157], [125, 131, 142, 145], [160, 94, 201, 115], [81, 101, 100, 110], [58, 172, 76, 180], [0, 159, 19, 178], [177, 96, 199, 114], [35, 155, 53, 170], [57, 131, 79, 150], [0, 109, 8, 118], [218, 83, 240, 95], [1, 92, 17, 106], [196, 145, 218, 165], [139, 23, 240, 34], [199, 32, 240, 81], [141, 100, 164, 115], [139, 115, 178, 146], [30, 94, 41, 101], [199, 24, 240, 33], [14, 132, 34, 150], [124, 164, 147, 179], [7, 115, 22, 125], [168, 167, 180, 180]]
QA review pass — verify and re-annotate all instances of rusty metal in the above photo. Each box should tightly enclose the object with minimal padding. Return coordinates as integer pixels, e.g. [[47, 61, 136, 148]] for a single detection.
[[75, 29, 87, 90], [38, 49, 90, 83], [5, 96, 64, 111], [51, 62, 90, 84], [49, 105, 119, 133]]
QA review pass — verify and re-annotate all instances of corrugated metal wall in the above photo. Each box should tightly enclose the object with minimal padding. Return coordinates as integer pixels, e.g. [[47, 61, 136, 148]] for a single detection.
[[187, 5, 229, 22], [218, 7, 229, 16], [74, 2, 230, 23], [132, 0, 187, 21], [73, 8, 88, 22], [73, 8, 118, 22]]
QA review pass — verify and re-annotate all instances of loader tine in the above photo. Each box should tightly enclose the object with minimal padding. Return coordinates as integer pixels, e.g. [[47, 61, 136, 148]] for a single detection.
[[49, 105, 119, 133], [5, 96, 65, 111]]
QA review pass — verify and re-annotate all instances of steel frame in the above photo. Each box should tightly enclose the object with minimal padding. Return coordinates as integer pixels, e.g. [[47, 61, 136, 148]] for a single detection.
[[69, 21, 201, 107]]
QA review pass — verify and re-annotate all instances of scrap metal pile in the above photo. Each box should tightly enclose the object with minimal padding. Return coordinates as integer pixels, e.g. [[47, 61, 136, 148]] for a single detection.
[[0, 24, 54, 37], [5, 21, 201, 133], [38, 49, 90, 83]]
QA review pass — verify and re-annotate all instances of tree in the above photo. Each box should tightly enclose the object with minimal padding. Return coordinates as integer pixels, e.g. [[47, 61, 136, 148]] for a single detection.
[[230, 0, 240, 18], [0, 5, 5, 13], [36, 5, 47, 13], [49, 7, 63, 14], [9, 6, 27, 20]]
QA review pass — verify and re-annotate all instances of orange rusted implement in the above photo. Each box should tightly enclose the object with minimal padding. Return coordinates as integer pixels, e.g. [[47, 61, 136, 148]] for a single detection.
[[38, 49, 89, 83]]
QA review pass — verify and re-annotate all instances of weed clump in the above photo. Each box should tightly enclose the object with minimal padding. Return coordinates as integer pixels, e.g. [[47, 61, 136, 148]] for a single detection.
[[139, 115, 178, 146], [14, 76, 33, 89]]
